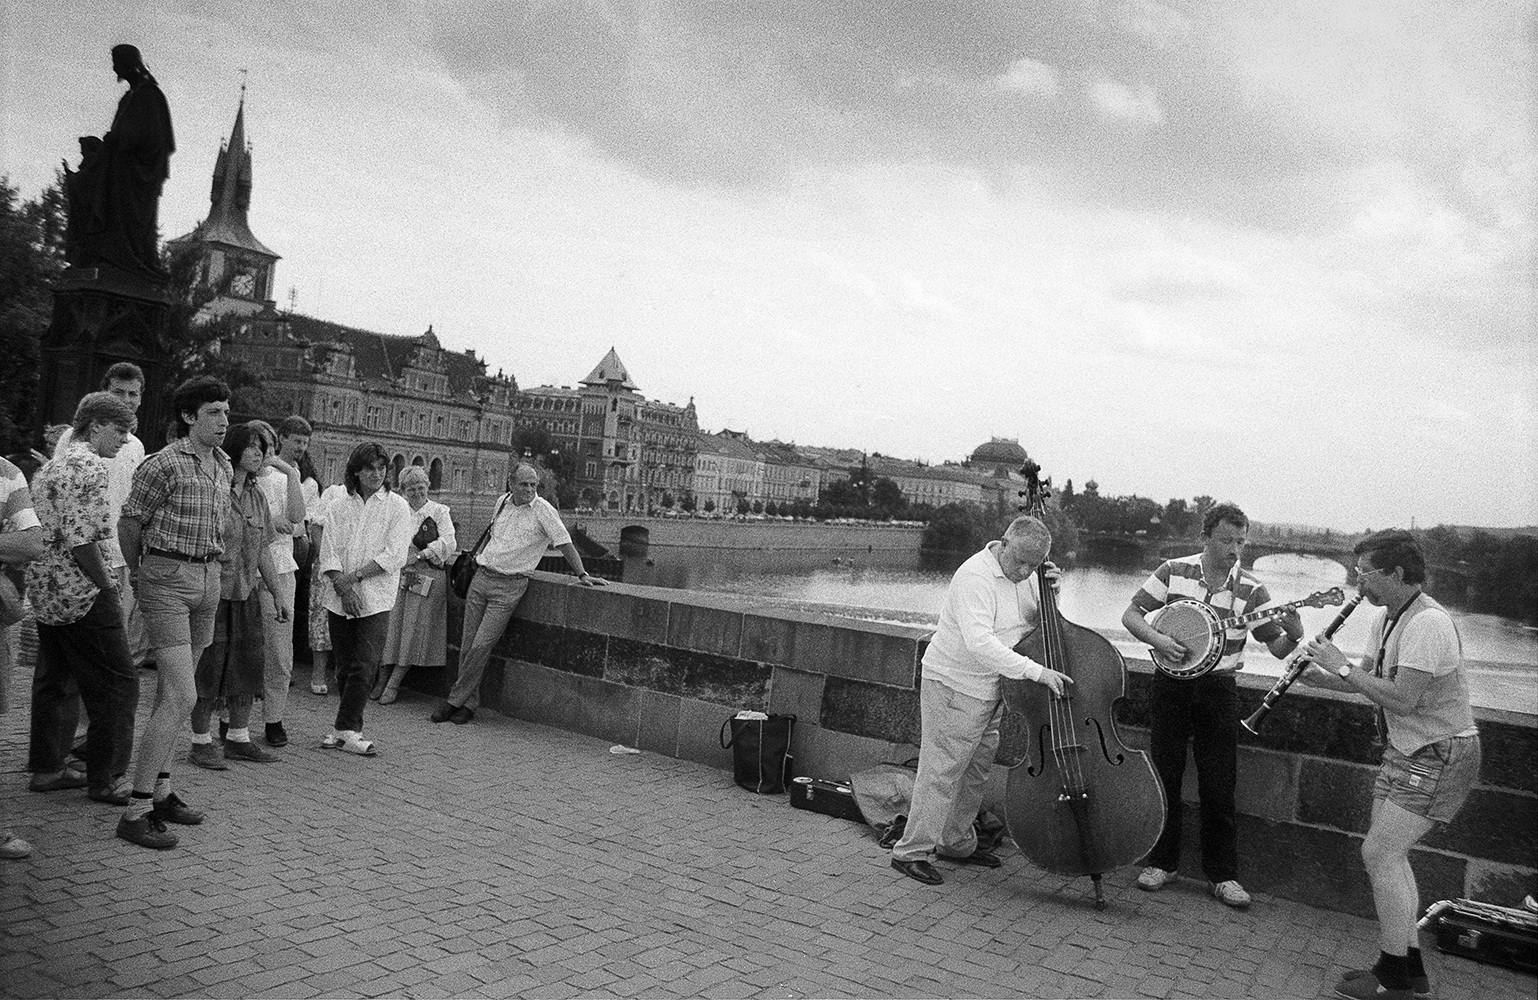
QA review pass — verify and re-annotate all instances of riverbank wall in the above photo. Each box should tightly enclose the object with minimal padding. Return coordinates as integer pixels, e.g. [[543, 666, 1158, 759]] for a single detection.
[[413, 572, 1536, 919]]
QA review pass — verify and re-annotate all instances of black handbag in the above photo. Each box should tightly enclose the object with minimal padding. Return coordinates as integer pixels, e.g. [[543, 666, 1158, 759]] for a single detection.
[[411, 512, 440, 552], [450, 495, 507, 599], [719, 712, 796, 794]]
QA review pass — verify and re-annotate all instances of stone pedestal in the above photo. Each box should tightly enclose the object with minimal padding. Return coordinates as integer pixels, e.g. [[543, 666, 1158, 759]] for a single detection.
[[38, 266, 172, 451]]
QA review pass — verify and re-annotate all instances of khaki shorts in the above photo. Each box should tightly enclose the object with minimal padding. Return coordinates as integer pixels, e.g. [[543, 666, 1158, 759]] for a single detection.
[[136, 555, 221, 654], [1375, 734, 1481, 823]]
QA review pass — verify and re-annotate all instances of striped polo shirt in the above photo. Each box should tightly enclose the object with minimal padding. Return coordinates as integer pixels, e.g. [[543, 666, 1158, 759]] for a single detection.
[[1131, 554, 1285, 674]]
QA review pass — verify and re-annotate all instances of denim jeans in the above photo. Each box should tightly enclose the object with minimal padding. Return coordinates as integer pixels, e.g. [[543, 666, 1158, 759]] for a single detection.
[[29, 589, 139, 788], [891, 679, 1003, 863], [1147, 671, 1240, 882], [328, 611, 388, 734], [446, 569, 529, 711]]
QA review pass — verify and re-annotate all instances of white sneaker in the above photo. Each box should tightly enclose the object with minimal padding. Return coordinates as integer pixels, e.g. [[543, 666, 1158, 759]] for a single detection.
[[1211, 880, 1251, 908], [1137, 866, 1177, 891]]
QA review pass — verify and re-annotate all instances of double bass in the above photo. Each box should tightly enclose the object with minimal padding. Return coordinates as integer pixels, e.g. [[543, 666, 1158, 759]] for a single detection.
[[1000, 462, 1166, 909]]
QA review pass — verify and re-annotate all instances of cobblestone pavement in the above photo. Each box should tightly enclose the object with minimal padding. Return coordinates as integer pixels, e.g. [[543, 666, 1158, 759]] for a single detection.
[[2, 666, 1532, 1000]]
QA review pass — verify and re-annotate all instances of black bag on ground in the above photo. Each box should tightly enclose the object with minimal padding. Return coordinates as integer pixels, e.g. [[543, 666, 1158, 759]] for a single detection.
[[719, 712, 796, 794]]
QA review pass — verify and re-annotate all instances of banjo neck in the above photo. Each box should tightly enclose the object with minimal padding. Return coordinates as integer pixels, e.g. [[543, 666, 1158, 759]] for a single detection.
[[1212, 593, 1329, 631]]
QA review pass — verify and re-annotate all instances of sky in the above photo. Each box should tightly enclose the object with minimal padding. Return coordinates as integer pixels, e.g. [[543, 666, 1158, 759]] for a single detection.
[[1, 0, 1533, 531]]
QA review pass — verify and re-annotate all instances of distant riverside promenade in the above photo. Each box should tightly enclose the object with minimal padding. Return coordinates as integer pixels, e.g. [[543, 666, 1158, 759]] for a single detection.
[[404, 572, 1537, 923]]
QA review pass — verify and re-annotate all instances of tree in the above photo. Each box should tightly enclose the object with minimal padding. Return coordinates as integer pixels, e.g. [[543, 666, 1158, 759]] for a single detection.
[[764, 501, 778, 517], [0, 176, 59, 455], [921, 503, 988, 568], [1058, 479, 1076, 509], [703, 499, 716, 513], [159, 241, 274, 429], [735, 496, 751, 515], [680, 493, 697, 513], [659, 491, 675, 509], [871, 477, 905, 519], [820, 478, 863, 508]]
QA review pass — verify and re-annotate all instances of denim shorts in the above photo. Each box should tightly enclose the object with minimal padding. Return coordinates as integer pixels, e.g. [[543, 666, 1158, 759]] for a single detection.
[[1374, 734, 1481, 823]]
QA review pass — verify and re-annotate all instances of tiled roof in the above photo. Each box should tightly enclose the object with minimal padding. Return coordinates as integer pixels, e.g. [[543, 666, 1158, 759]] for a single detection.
[[283, 314, 506, 402]]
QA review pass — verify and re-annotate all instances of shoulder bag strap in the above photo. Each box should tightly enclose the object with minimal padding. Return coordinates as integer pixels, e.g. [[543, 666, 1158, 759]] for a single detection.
[[471, 494, 510, 556]]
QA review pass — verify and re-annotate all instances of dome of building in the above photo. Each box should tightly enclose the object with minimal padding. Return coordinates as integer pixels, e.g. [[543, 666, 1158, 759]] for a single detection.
[[969, 437, 1029, 470]]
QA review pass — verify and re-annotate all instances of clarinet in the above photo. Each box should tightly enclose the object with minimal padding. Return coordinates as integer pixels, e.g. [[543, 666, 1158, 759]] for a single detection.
[[1242, 595, 1364, 735]]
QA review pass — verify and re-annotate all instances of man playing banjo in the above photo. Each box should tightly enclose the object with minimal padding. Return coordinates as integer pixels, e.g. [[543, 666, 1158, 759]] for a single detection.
[[1120, 502, 1303, 908]]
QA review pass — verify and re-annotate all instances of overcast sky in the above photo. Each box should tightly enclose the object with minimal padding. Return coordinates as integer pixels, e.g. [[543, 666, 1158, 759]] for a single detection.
[[2, 1, 1533, 530]]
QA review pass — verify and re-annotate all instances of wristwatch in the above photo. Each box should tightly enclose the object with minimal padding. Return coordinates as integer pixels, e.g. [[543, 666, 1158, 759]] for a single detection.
[[1336, 663, 1353, 679]]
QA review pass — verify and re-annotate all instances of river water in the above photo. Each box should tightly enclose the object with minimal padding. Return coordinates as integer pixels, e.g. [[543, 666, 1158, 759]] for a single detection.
[[622, 545, 1538, 715]]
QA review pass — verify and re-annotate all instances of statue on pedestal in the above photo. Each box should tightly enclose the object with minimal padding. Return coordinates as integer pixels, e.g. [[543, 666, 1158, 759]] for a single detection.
[[63, 44, 176, 286]]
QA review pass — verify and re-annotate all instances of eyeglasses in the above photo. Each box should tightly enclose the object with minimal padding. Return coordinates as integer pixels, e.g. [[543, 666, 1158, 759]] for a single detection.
[[1355, 566, 1386, 580]]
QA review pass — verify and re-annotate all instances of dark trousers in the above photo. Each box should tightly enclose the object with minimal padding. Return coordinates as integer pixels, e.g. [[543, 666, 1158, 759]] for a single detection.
[[1147, 671, 1240, 883], [328, 611, 388, 734], [29, 590, 139, 788]]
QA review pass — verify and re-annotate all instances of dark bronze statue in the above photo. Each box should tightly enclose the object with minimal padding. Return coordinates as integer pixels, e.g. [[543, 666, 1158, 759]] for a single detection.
[[63, 44, 176, 284]]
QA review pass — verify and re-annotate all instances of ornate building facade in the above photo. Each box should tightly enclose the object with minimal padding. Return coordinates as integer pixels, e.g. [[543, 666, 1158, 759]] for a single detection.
[[173, 97, 520, 493], [514, 349, 699, 511]]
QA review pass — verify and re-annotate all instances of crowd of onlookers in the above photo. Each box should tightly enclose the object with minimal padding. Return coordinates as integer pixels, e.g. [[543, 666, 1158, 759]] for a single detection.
[[2, 365, 601, 856]]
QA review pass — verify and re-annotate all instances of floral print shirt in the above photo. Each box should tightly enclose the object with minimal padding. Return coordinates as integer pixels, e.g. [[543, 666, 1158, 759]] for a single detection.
[[24, 444, 113, 626]]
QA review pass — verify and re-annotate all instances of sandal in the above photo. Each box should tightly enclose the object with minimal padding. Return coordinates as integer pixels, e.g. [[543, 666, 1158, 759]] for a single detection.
[[321, 731, 378, 756]]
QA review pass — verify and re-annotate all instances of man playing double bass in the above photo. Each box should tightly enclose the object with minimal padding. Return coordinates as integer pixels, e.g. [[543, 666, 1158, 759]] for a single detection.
[[890, 515, 1073, 886], [1121, 502, 1302, 909]]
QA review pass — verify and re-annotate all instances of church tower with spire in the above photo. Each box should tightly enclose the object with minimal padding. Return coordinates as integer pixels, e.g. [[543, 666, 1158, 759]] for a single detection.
[[167, 88, 280, 318]]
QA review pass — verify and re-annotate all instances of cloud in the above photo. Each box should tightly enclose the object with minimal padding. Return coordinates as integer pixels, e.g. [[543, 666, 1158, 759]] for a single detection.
[[996, 58, 1061, 98], [1113, 0, 1193, 49], [1088, 74, 1165, 126]]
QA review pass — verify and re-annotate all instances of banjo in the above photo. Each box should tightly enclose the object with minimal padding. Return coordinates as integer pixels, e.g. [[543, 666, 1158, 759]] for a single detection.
[[1148, 587, 1346, 679]]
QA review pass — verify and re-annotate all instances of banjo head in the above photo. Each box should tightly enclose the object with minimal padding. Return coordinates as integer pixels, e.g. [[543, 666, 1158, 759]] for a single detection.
[[1148, 600, 1224, 679]]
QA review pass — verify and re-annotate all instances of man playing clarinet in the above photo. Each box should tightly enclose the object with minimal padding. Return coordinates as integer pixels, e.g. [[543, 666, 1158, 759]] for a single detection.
[[1121, 502, 1303, 909], [1300, 529, 1480, 1000]]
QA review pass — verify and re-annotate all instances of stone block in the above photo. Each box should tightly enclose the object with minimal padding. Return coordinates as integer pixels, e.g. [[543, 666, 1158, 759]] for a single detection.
[[1234, 749, 1298, 822], [1234, 678, 1381, 764], [790, 619, 922, 688], [1427, 787, 1538, 867], [1478, 718, 1538, 794], [1297, 757, 1376, 833], [563, 674, 645, 746], [675, 697, 735, 772], [636, 689, 681, 756], [567, 585, 670, 646], [511, 577, 570, 627], [605, 638, 682, 694], [556, 627, 608, 679], [740, 613, 796, 665], [666, 602, 743, 658], [1466, 860, 1538, 905], [791, 721, 916, 785], [499, 659, 580, 732], [820, 677, 920, 744], [767, 667, 825, 723], [500, 619, 562, 670]]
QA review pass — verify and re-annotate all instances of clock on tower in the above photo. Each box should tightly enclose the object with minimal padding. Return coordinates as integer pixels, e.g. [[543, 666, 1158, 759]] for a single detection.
[[230, 270, 255, 297]]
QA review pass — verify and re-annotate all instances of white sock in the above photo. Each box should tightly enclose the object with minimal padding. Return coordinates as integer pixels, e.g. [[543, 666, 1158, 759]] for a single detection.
[[227, 727, 251, 743], [190, 732, 213, 745]]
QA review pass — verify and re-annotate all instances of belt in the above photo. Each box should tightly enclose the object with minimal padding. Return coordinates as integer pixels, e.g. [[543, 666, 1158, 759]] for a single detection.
[[146, 547, 219, 564]]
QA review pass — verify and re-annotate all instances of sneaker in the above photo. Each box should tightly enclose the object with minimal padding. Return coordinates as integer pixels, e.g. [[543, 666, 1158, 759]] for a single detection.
[[224, 739, 279, 763], [1339, 968, 1429, 999], [188, 742, 228, 770], [1, 831, 32, 859], [116, 814, 177, 849], [152, 792, 205, 826], [264, 722, 289, 748], [430, 701, 456, 724], [1136, 866, 1177, 891], [1333, 970, 1413, 1000], [1211, 880, 1252, 908]]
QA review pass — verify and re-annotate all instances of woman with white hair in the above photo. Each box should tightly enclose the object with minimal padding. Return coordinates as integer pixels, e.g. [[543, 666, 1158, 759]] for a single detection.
[[373, 466, 455, 704]]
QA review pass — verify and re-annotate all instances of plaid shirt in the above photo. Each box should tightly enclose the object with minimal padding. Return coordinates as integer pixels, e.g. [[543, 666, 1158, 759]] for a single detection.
[[122, 437, 233, 558]]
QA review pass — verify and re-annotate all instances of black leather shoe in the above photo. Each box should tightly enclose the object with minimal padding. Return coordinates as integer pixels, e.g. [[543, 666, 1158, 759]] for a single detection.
[[450, 707, 474, 725], [891, 859, 944, 885], [430, 702, 456, 724], [152, 792, 205, 826], [946, 848, 1002, 868], [265, 722, 289, 748]]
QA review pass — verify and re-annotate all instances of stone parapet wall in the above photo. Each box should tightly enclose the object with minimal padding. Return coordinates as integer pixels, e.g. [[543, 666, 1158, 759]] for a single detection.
[[557, 514, 925, 554], [420, 573, 1536, 919]]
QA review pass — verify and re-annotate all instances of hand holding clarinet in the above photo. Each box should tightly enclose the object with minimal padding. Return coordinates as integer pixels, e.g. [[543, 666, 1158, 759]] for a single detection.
[[1242, 595, 1363, 734]]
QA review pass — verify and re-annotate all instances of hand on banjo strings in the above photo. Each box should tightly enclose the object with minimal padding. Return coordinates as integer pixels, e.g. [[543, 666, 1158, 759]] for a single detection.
[[1150, 631, 1189, 664]]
